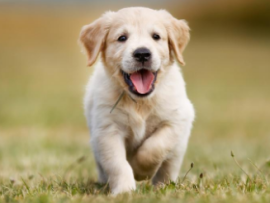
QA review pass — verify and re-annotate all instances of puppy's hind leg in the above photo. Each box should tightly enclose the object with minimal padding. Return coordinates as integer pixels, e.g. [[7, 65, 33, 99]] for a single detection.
[[152, 154, 184, 185], [152, 109, 194, 185], [152, 129, 191, 185]]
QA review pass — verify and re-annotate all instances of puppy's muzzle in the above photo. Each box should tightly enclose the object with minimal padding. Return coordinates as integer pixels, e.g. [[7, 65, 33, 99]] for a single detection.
[[133, 48, 151, 63]]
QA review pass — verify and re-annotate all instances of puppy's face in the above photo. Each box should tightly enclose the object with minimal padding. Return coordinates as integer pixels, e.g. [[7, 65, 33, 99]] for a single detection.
[[80, 7, 190, 98]]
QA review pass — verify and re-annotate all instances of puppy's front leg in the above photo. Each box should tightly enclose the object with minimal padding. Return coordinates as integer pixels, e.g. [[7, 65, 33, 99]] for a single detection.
[[131, 123, 178, 180], [91, 126, 136, 195]]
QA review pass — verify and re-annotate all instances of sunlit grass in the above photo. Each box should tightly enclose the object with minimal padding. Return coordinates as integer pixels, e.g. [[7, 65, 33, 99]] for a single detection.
[[0, 129, 269, 203]]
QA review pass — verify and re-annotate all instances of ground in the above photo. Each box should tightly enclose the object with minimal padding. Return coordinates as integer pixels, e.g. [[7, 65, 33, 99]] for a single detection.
[[0, 7, 270, 203]]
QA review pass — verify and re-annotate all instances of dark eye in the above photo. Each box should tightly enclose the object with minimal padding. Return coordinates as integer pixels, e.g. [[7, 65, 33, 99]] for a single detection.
[[118, 35, 127, 42], [153, 34, 160, 40]]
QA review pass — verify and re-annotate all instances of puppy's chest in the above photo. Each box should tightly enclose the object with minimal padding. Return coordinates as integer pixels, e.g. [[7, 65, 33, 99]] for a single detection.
[[125, 109, 161, 149]]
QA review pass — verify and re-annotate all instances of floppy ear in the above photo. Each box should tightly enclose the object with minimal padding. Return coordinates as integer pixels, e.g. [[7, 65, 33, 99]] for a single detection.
[[79, 12, 114, 66], [160, 10, 190, 65]]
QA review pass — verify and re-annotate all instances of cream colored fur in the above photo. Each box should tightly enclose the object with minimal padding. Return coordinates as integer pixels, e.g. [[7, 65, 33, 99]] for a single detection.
[[79, 7, 195, 195]]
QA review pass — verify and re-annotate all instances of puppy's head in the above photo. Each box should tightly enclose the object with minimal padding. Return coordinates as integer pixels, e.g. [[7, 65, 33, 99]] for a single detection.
[[79, 7, 190, 98]]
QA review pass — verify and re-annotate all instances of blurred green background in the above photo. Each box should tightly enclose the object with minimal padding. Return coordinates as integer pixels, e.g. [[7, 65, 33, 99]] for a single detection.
[[0, 0, 270, 200]]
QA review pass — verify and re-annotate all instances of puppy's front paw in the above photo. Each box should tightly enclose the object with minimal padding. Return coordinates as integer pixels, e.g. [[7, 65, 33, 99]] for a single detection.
[[110, 164, 136, 195], [111, 178, 136, 195], [130, 148, 160, 181]]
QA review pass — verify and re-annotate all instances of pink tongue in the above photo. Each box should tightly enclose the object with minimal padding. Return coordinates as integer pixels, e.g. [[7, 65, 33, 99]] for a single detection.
[[130, 70, 155, 94]]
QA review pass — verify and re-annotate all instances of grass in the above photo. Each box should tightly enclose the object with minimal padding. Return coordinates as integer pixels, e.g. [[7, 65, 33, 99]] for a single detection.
[[0, 5, 270, 203], [0, 130, 269, 203]]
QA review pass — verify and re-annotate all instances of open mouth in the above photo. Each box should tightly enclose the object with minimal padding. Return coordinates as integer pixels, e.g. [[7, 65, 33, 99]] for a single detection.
[[122, 69, 158, 97]]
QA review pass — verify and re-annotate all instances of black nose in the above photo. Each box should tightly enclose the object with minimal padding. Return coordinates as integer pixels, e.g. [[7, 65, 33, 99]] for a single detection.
[[133, 48, 151, 62]]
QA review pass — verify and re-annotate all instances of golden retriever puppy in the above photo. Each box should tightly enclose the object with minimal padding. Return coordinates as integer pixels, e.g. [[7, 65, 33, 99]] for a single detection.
[[79, 7, 195, 195]]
